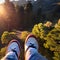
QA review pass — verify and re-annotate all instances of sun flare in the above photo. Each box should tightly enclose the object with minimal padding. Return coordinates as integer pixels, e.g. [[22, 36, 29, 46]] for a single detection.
[[0, 5, 6, 17]]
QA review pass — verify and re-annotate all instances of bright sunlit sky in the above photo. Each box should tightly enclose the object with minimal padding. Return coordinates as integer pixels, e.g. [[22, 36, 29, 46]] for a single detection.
[[0, 0, 19, 4], [0, 0, 5, 4], [0, 0, 37, 4]]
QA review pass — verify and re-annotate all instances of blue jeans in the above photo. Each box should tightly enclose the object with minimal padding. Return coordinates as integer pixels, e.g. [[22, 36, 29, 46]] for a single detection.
[[25, 48, 47, 60], [1, 48, 47, 60]]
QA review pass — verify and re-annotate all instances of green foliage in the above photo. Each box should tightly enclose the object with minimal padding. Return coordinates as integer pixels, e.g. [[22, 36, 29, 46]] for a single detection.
[[1, 31, 17, 44], [44, 23, 60, 60], [1, 31, 9, 44], [0, 47, 7, 58], [32, 22, 52, 39], [32, 23, 44, 39], [32, 21, 60, 60], [53, 52, 60, 60]]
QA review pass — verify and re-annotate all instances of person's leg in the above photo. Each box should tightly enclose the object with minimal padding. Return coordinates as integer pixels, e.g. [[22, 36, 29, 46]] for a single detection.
[[25, 34, 47, 60], [1, 39, 20, 60]]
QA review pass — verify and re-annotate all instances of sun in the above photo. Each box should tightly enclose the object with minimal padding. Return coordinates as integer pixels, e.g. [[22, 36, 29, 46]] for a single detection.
[[0, 0, 5, 4]]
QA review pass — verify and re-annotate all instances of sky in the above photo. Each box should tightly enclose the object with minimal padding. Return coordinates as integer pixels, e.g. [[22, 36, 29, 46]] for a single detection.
[[0, 0, 37, 4], [0, 0, 5, 4], [0, 0, 19, 4]]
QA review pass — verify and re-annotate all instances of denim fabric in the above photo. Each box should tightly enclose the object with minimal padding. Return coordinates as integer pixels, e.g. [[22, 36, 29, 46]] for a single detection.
[[1, 51, 18, 60], [25, 48, 47, 60], [29, 52, 47, 60], [6, 51, 18, 60]]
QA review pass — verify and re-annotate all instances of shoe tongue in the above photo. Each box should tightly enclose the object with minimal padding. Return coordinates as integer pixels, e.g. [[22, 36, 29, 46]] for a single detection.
[[25, 44, 37, 53], [29, 43, 37, 49], [27, 38, 38, 49]]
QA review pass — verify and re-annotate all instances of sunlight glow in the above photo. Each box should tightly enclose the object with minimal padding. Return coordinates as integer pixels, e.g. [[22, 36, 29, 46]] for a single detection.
[[0, 0, 19, 4], [0, 0, 5, 4], [0, 5, 6, 16]]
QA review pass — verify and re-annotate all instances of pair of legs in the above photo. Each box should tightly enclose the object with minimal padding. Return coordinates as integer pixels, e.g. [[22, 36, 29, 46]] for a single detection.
[[1, 34, 47, 60]]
